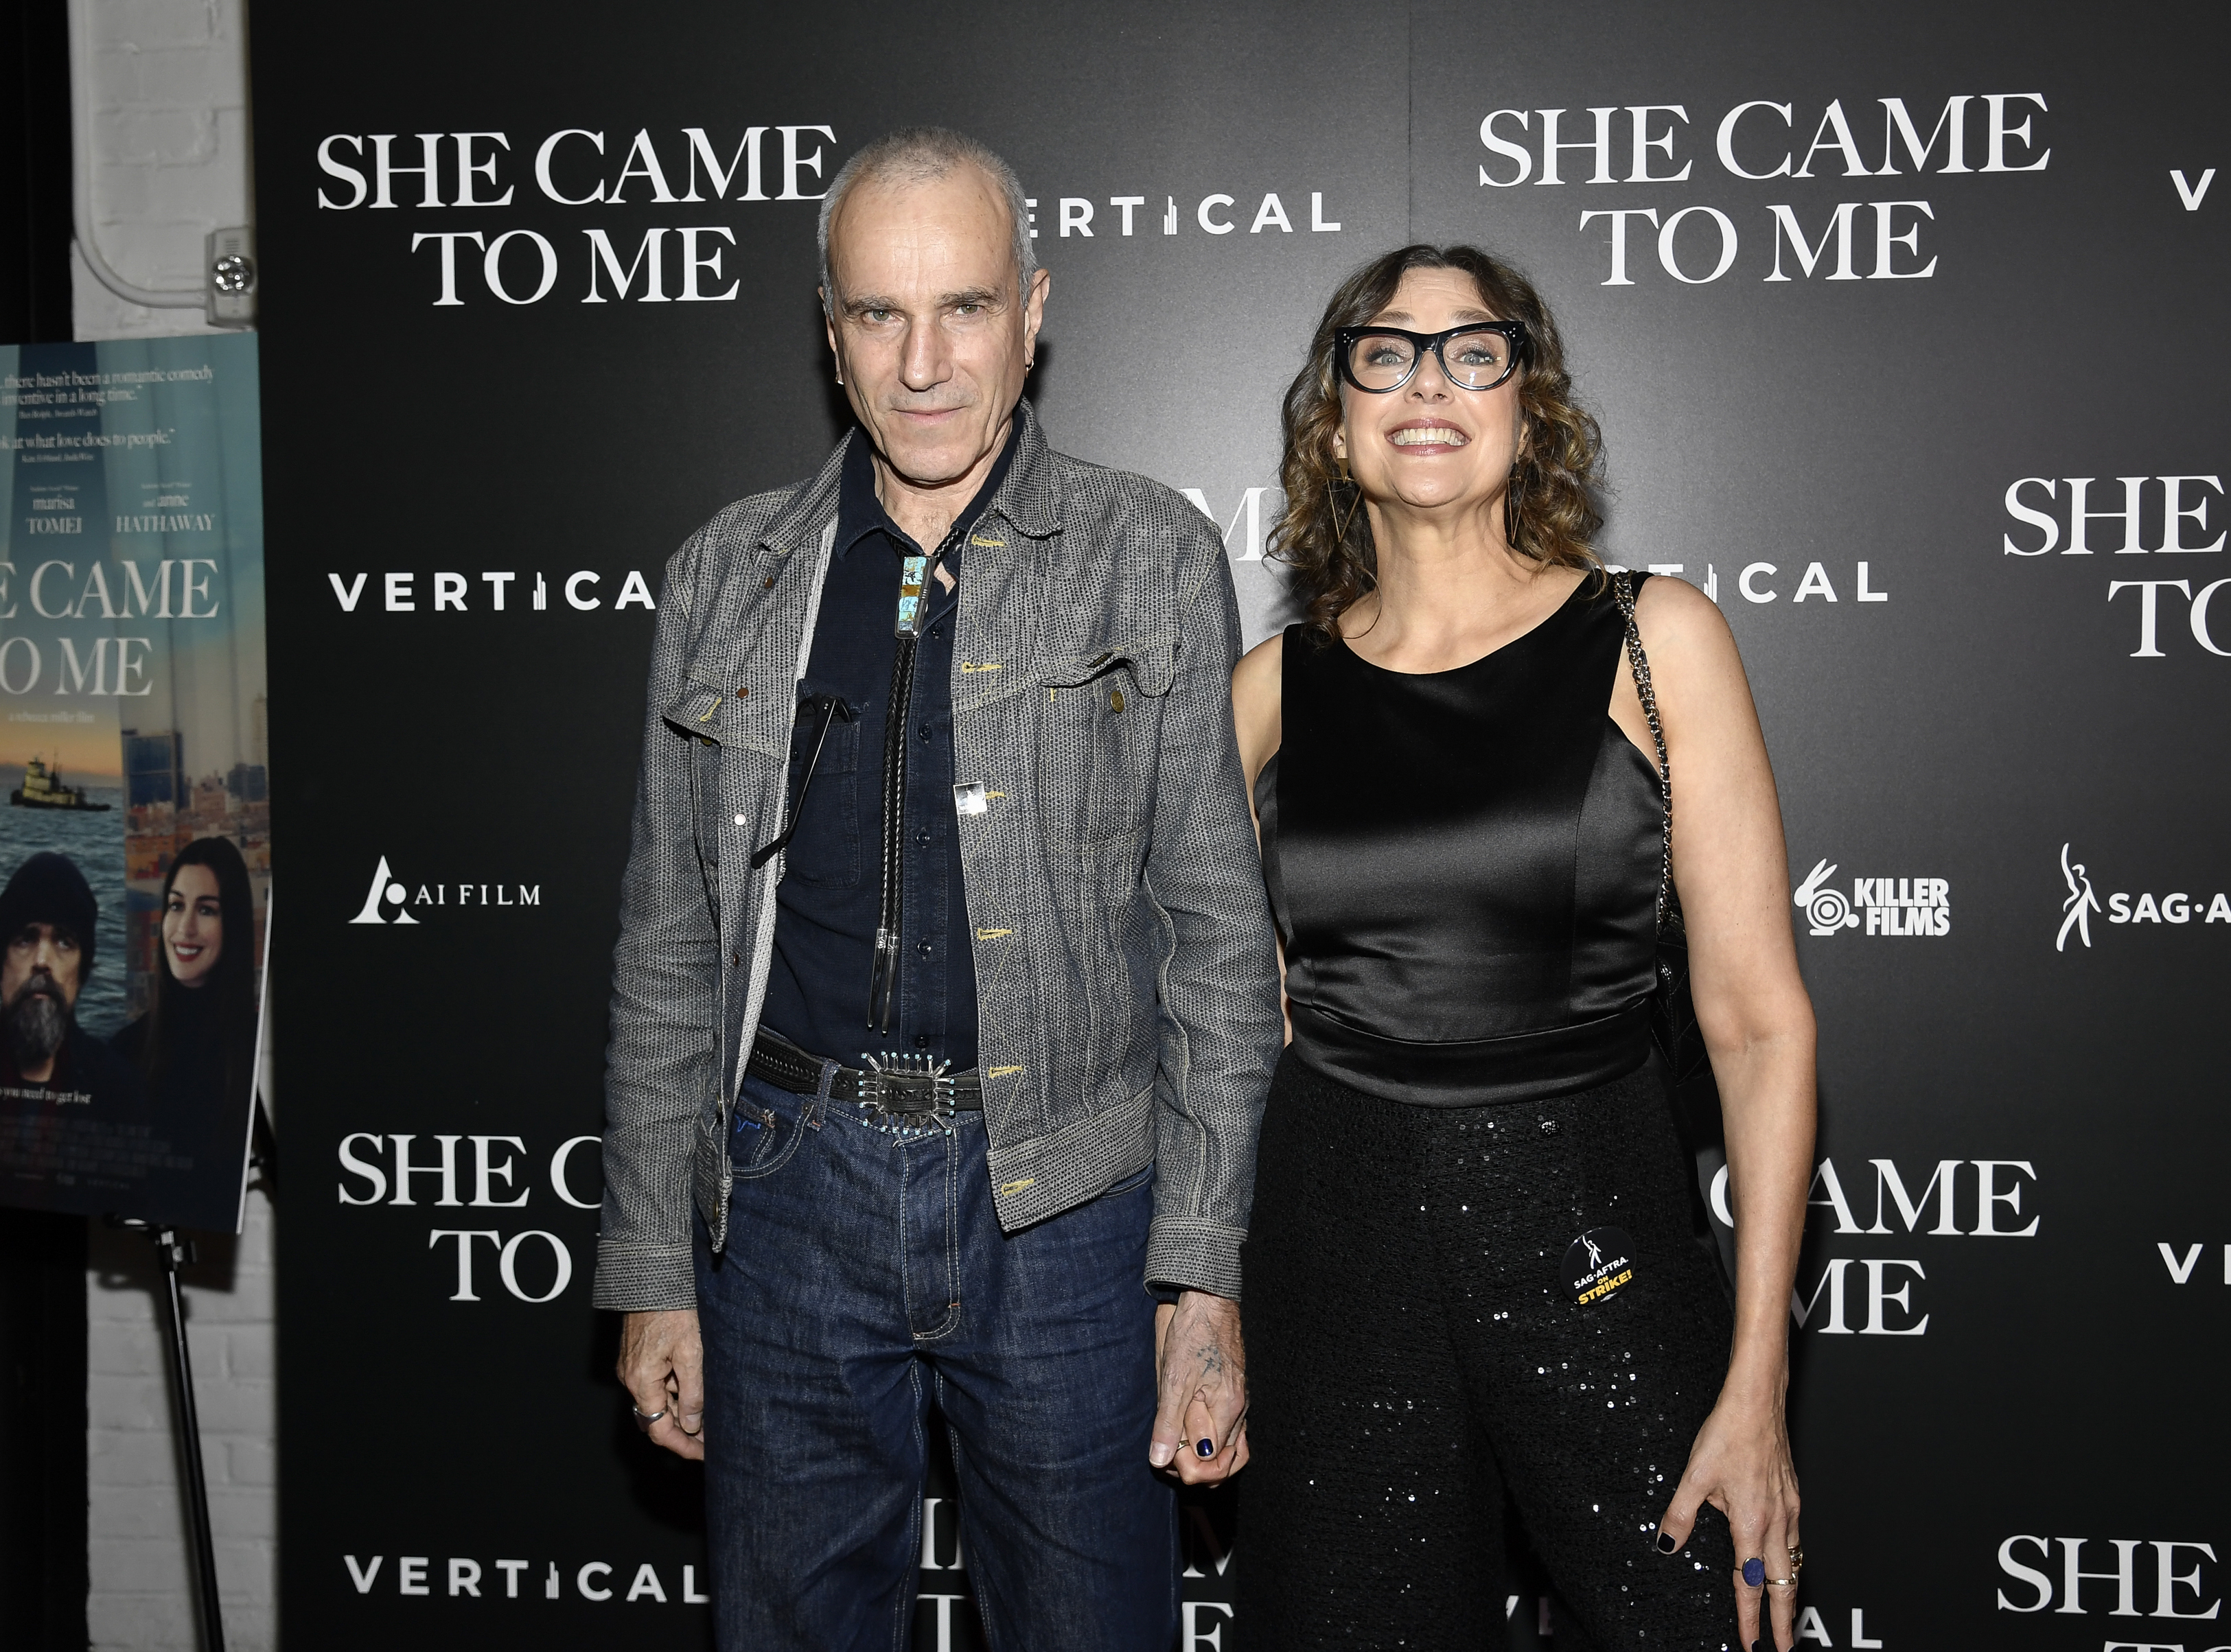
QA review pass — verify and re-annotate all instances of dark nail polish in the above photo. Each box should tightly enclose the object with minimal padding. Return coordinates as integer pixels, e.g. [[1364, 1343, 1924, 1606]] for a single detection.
[[1195, 1438, 1215, 1458], [1654, 1531, 1678, 1553]]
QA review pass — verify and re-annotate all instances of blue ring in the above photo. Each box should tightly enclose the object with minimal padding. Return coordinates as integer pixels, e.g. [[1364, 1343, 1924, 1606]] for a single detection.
[[1742, 1557, 1766, 1588]]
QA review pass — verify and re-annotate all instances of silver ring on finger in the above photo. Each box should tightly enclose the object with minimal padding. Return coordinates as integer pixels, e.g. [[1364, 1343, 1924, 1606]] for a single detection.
[[631, 1406, 668, 1432]]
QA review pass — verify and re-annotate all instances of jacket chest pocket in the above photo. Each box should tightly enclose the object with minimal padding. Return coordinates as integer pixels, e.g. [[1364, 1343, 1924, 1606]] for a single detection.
[[686, 732, 726, 914], [781, 708, 862, 888], [1034, 636, 1173, 846]]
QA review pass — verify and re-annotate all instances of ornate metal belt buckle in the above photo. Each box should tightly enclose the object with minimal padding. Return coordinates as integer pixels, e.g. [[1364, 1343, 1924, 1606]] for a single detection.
[[858, 1053, 954, 1119]]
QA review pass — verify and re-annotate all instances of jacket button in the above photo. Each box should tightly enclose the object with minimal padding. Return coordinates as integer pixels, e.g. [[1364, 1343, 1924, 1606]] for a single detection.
[[737, 687, 748, 698], [763, 577, 774, 589], [1109, 689, 1125, 713], [730, 951, 741, 966]]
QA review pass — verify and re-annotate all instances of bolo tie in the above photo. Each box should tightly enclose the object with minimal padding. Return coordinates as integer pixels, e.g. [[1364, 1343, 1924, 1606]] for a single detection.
[[865, 509, 978, 1034]]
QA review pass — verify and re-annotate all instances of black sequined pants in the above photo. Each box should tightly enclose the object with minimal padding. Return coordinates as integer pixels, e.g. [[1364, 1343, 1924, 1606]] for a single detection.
[[1236, 1050, 1739, 1651]]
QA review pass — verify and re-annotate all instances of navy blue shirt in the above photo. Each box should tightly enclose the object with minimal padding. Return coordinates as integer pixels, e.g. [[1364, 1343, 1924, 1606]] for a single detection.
[[759, 422, 1018, 1071]]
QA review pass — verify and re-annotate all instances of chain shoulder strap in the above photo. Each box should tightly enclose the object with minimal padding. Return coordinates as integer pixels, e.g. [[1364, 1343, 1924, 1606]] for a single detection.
[[1610, 570, 1677, 933]]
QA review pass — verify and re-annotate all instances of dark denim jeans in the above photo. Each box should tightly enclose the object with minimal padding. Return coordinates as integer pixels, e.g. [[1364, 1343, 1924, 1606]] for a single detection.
[[695, 1071, 1178, 1652]]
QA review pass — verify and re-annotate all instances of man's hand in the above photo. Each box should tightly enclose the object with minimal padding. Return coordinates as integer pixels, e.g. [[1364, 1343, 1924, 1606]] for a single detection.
[[617, 1308, 705, 1462], [1149, 1290, 1248, 1485]]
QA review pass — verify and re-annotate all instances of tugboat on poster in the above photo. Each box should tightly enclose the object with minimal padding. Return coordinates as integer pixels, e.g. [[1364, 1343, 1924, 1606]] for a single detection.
[[11, 754, 113, 811]]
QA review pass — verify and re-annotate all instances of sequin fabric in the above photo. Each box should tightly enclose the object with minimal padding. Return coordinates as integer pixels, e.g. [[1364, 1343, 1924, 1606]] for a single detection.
[[1238, 1051, 1738, 1650]]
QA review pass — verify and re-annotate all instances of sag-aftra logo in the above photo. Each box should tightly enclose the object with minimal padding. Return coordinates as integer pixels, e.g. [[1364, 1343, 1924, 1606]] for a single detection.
[[2055, 843, 2231, 951]]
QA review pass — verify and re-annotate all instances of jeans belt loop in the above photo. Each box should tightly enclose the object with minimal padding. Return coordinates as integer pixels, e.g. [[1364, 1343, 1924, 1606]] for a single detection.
[[807, 1058, 839, 1130]]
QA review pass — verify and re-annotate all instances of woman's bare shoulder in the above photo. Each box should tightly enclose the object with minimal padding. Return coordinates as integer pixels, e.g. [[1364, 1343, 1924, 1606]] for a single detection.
[[1232, 629, 1284, 771], [1234, 629, 1284, 694], [1632, 570, 1740, 672]]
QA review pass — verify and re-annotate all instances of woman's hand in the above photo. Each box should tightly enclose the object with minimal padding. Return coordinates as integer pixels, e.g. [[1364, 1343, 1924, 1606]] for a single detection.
[[1656, 1389, 1802, 1651]]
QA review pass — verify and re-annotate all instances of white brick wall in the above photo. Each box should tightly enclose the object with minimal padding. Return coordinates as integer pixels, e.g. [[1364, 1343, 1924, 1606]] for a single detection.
[[70, 0, 253, 341], [72, 0, 271, 1642], [87, 1192, 276, 1651]]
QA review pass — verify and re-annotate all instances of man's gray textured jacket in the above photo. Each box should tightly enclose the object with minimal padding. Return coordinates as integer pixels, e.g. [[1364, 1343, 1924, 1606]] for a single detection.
[[592, 404, 1284, 1313]]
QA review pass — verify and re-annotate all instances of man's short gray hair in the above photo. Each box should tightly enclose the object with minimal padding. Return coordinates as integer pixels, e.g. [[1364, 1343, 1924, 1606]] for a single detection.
[[817, 127, 1035, 306]]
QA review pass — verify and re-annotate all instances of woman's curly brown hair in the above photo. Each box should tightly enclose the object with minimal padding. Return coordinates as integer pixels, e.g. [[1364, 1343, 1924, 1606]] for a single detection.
[[1271, 244, 1605, 642]]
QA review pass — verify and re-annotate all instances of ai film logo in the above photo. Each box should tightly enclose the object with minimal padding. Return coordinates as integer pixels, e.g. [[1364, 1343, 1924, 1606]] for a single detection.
[[1794, 859, 1951, 938], [349, 856, 541, 923], [351, 856, 417, 925]]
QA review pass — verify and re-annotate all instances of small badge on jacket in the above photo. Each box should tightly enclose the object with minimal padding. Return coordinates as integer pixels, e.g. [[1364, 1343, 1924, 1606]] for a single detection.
[[1563, 1226, 1636, 1305]]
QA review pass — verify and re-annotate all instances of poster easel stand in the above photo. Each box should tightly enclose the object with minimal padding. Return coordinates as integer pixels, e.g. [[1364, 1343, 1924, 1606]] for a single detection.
[[108, 1217, 227, 1652]]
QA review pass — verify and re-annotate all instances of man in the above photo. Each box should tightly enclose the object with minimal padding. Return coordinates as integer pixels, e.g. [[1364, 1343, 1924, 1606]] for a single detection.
[[0, 852, 145, 1108], [592, 128, 1282, 1650]]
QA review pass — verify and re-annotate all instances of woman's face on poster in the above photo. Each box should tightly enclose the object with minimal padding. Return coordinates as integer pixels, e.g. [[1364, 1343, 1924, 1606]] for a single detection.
[[163, 864, 223, 988]]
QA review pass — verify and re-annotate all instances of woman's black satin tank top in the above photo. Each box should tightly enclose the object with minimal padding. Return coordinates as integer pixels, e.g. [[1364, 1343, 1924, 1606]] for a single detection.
[[1258, 575, 1661, 1106]]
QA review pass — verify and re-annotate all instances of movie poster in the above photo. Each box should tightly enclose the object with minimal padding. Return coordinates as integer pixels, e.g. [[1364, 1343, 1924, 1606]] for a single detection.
[[0, 334, 268, 1233]]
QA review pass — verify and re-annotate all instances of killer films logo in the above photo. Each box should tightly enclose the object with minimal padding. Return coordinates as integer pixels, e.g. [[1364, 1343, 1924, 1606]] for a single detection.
[[1793, 858, 1950, 938]]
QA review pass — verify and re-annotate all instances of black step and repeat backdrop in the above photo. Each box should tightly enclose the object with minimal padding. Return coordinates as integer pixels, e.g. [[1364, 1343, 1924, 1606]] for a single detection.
[[255, 3, 2230, 1647]]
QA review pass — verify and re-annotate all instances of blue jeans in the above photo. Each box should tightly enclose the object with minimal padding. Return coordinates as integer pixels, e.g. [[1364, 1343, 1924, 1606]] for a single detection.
[[695, 1072, 1178, 1652]]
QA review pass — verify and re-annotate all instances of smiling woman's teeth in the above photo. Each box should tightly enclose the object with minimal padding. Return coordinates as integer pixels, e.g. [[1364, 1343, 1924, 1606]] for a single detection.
[[1389, 428, 1468, 446]]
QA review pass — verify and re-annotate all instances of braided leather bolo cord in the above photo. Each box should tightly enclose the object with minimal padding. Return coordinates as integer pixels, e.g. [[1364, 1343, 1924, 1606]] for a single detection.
[[866, 508, 983, 1035], [868, 633, 914, 1032]]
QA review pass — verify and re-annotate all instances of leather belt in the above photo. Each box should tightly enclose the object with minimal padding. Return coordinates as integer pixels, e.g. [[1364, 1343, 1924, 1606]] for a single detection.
[[747, 1029, 982, 1115]]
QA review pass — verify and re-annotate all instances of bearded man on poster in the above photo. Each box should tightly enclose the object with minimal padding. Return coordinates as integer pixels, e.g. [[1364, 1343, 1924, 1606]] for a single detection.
[[593, 126, 1281, 1651], [0, 852, 144, 1113]]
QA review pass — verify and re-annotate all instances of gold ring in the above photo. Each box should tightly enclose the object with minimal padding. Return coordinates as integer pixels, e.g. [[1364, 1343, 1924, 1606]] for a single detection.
[[1788, 1544, 1805, 1573], [1765, 1576, 1798, 1587]]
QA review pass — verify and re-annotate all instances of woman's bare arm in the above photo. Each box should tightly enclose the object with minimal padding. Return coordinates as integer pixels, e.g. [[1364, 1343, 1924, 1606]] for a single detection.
[[1621, 574, 1816, 1652]]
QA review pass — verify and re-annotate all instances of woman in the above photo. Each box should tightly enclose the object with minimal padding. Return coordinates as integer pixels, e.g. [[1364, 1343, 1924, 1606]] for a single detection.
[[113, 836, 260, 1171], [1232, 245, 1816, 1652]]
